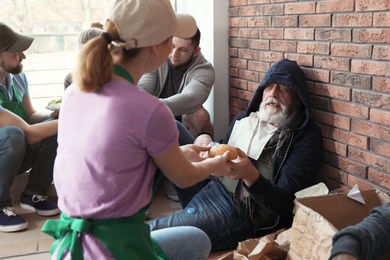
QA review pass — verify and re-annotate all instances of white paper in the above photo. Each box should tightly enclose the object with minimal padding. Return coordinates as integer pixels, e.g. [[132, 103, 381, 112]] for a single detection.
[[347, 184, 366, 204], [295, 182, 329, 199]]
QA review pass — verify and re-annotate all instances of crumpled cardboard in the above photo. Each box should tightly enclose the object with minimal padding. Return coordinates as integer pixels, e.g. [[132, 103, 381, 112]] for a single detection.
[[208, 229, 290, 260], [286, 188, 390, 260]]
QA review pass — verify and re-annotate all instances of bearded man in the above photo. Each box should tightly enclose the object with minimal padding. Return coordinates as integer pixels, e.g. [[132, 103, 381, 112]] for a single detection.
[[0, 22, 59, 232], [148, 59, 324, 251], [138, 27, 214, 138]]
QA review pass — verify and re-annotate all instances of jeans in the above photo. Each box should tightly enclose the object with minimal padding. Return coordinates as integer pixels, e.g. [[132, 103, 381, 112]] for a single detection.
[[0, 126, 58, 207], [149, 179, 257, 251], [152, 226, 211, 260]]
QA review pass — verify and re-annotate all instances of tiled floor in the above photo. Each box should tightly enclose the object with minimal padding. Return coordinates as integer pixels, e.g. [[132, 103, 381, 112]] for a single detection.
[[1, 175, 183, 259]]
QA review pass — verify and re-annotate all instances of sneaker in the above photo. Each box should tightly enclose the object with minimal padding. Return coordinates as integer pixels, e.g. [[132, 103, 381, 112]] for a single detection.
[[162, 180, 179, 202], [0, 207, 28, 232], [20, 193, 60, 217]]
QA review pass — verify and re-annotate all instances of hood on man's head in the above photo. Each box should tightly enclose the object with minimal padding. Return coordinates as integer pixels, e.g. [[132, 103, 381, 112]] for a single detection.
[[246, 59, 311, 126], [106, 0, 197, 49], [0, 22, 34, 53]]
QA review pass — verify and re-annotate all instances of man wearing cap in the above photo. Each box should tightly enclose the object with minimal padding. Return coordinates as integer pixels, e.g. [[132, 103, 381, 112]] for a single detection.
[[138, 27, 214, 138], [0, 22, 60, 232]]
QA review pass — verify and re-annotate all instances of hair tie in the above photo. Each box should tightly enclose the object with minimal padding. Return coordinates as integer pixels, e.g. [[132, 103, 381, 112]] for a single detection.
[[101, 32, 112, 44]]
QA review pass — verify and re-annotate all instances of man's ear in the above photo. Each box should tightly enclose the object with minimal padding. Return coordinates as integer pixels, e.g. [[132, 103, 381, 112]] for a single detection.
[[193, 46, 200, 57]]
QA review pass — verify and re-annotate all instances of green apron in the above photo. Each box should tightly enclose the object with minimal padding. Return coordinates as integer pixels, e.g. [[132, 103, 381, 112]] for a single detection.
[[42, 65, 168, 260], [0, 83, 28, 120], [42, 210, 168, 260]]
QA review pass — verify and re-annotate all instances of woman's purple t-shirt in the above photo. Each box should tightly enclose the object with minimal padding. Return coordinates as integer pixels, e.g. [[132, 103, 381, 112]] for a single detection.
[[54, 80, 178, 220]]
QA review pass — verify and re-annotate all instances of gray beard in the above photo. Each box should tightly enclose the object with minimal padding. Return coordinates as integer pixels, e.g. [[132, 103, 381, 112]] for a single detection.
[[258, 101, 291, 124]]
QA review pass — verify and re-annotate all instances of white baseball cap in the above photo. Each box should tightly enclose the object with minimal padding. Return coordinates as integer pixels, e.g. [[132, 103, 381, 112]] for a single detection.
[[106, 0, 197, 49]]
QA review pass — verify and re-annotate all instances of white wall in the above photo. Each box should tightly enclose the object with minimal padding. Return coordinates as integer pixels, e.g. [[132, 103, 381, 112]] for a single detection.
[[175, 0, 229, 141]]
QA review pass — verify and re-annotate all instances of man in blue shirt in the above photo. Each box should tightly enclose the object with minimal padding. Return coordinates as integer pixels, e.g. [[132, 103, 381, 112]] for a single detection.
[[0, 22, 59, 232]]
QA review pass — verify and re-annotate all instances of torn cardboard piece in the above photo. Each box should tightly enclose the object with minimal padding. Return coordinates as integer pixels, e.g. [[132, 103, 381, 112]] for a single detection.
[[286, 189, 390, 260]]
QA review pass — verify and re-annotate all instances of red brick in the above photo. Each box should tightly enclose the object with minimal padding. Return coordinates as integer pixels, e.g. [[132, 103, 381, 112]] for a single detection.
[[248, 17, 272, 27], [230, 96, 249, 111], [272, 16, 298, 27], [351, 60, 390, 77], [238, 49, 259, 60], [240, 6, 260, 16], [239, 28, 259, 38], [303, 68, 330, 83], [314, 110, 350, 130], [370, 108, 390, 126], [248, 39, 270, 50], [374, 13, 390, 27], [229, 0, 248, 6], [331, 43, 372, 58], [371, 139, 390, 158], [311, 96, 328, 110], [258, 51, 284, 62], [229, 86, 239, 97], [347, 175, 378, 192], [353, 29, 390, 44], [229, 47, 238, 57], [356, 0, 390, 11], [248, 60, 270, 73], [316, 122, 330, 138], [285, 2, 316, 14], [229, 57, 247, 69], [271, 0, 296, 2], [284, 53, 313, 66], [239, 89, 254, 101], [323, 138, 348, 156], [229, 68, 239, 77], [327, 153, 367, 177], [229, 78, 248, 89], [259, 28, 284, 39], [333, 13, 373, 27], [229, 17, 248, 27], [331, 72, 371, 89], [329, 100, 369, 119], [299, 14, 331, 27], [368, 168, 390, 190], [373, 46, 390, 61], [315, 29, 351, 42], [239, 69, 259, 82], [314, 56, 350, 71], [373, 77, 390, 93], [229, 28, 239, 38], [249, 0, 271, 4], [229, 7, 240, 17], [349, 147, 390, 172], [351, 119, 390, 142], [258, 4, 284, 16], [353, 90, 390, 110], [316, 0, 354, 13], [320, 164, 348, 183], [314, 83, 350, 101], [229, 38, 248, 48], [331, 128, 368, 149], [270, 40, 297, 52], [297, 41, 330, 55], [284, 28, 315, 40], [248, 81, 260, 92]]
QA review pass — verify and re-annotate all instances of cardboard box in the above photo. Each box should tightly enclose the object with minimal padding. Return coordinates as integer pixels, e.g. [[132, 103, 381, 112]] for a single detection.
[[286, 189, 390, 260]]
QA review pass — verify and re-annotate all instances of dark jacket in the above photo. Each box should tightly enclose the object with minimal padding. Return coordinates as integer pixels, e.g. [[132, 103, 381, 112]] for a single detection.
[[223, 59, 323, 231]]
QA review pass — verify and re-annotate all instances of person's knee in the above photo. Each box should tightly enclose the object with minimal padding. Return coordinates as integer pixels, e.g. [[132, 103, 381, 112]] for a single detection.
[[0, 126, 26, 156]]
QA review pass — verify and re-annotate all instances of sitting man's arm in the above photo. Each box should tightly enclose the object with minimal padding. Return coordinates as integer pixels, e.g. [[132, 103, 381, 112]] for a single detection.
[[329, 202, 390, 260], [0, 109, 58, 144]]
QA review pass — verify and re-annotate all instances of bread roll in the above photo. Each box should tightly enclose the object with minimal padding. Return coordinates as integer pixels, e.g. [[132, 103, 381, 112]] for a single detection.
[[208, 144, 238, 161]]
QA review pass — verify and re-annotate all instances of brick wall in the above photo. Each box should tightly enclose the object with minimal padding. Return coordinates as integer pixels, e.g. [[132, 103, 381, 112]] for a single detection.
[[228, 0, 390, 194]]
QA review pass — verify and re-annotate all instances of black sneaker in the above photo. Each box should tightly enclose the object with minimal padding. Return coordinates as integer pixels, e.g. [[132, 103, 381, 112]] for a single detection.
[[0, 207, 28, 232], [20, 193, 60, 217]]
